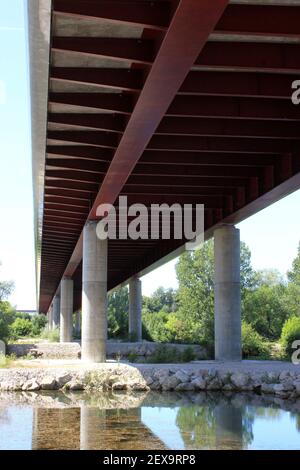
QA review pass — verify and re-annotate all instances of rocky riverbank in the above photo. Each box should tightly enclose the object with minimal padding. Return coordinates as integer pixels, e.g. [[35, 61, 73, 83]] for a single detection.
[[1, 362, 300, 399]]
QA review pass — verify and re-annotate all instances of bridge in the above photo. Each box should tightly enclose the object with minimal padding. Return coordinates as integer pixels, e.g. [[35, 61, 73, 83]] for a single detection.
[[29, 0, 300, 362]]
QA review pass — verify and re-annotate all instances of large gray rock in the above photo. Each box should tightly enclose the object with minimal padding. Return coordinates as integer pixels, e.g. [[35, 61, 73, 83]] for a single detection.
[[161, 375, 181, 391], [274, 383, 293, 397], [175, 382, 195, 392], [261, 383, 276, 394], [231, 372, 250, 389], [191, 377, 207, 390], [0, 340, 5, 356], [40, 376, 57, 390], [293, 380, 300, 395], [175, 370, 190, 384], [66, 380, 85, 391], [22, 380, 40, 391], [56, 373, 72, 388], [279, 371, 291, 382]]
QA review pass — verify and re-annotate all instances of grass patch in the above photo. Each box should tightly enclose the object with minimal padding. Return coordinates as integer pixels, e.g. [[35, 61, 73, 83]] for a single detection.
[[0, 353, 17, 368], [40, 327, 60, 342]]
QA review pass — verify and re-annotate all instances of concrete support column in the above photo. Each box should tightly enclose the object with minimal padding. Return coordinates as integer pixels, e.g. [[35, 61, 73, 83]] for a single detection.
[[214, 225, 241, 361], [60, 278, 74, 342], [82, 221, 107, 362], [129, 277, 142, 342], [48, 305, 53, 330], [52, 295, 60, 329], [215, 404, 243, 450], [75, 311, 81, 337]]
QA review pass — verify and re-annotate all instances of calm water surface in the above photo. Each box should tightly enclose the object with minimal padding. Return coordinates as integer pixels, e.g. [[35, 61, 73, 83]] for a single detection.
[[0, 391, 299, 450]]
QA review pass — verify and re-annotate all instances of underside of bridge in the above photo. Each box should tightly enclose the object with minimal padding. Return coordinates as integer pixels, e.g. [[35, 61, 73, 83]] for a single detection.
[[30, 0, 300, 361]]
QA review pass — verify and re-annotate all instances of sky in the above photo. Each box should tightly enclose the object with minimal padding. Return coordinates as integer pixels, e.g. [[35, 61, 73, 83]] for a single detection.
[[0, 1, 300, 309]]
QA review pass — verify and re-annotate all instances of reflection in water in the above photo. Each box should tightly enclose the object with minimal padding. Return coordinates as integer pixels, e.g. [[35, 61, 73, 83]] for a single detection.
[[32, 408, 80, 450], [80, 407, 165, 450], [0, 391, 300, 450]]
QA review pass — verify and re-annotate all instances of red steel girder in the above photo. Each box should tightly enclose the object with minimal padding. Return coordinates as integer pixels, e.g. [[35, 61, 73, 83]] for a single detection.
[[217, 4, 300, 37], [50, 68, 297, 99], [52, 0, 172, 30], [48, 112, 126, 133], [60, 0, 230, 281], [167, 95, 300, 120], [156, 117, 300, 139], [47, 130, 119, 148], [195, 42, 300, 73], [52, 37, 155, 64], [47, 145, 114, 161], [52, 39, 300, 73], [49, 92, 134, 114]]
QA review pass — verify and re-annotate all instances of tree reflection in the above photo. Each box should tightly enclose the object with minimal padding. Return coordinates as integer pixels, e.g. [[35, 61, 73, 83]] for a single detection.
[[176, 401, 255, 450]]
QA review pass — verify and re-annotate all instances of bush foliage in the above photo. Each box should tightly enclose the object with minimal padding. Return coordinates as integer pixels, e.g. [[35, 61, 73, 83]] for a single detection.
[[280, 316, 300, 359], [242, 322, 269, 358]]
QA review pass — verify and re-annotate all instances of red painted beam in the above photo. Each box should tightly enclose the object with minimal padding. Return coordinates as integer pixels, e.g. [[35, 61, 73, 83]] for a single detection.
[[216, 4, 300, 37], [47, 130, 119, 148], [49, 92, 134, 114], [180, 71, 297, 99], [46, 157, 263, 178], [48, 113, 126, 133], [60, 0, 230, 281], [156, 117, 300, 139], [50, 68, 296, 100], [52, 0, 172, 30], [148, 135, 294, 154], [195, 42, 300, 73], [168, 95, 300, 120], [52, 39, 300, 73], [47, 145, 114, 161], [52, 37, 155, 64], [51, 67, 142, 93]]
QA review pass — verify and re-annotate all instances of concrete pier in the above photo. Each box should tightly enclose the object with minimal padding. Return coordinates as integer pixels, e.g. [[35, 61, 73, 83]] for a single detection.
[[75, 311, 81, 337], [129, 277, 142, 342], [214, 225, 241, 361], [48, 305, 53, 330], [52, 295, 60, 329], [60, 278, 74, 342], [82, 221, 107, 362]]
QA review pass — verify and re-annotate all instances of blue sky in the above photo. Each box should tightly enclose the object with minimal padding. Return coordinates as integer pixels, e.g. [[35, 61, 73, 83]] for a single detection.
[[0, 1, 300, 309]]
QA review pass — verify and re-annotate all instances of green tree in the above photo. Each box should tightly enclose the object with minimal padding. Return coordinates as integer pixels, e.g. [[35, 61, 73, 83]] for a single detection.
[[31, 314, 47, 336], [0, 301, 15, 341], [243, 284, 288, 339], [143, 287, 177, 313], [107, 286, 129, 339], [287, 241, 300, 286], [0, 263, 14, 302], [174, 240, 256, 350], [10, 317, 32, 338]]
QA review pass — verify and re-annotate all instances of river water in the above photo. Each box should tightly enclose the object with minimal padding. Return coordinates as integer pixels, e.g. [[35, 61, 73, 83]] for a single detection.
[[0, 391, 299, 450]]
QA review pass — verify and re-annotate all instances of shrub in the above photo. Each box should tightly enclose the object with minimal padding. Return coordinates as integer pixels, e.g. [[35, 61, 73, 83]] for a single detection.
[[145, 345, 195, 364], [280, 316, 300, 359], [142, 310, 175, 343], [127, 350, 138, 363], [9, 318, 33, 338], [31, 315, 47, 336], [40, 327, 60, 342], [182, 346, 196, 362], [147, 345, 181, 363], [242, 321, 269, 358], [0, 302, 16, 342]]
